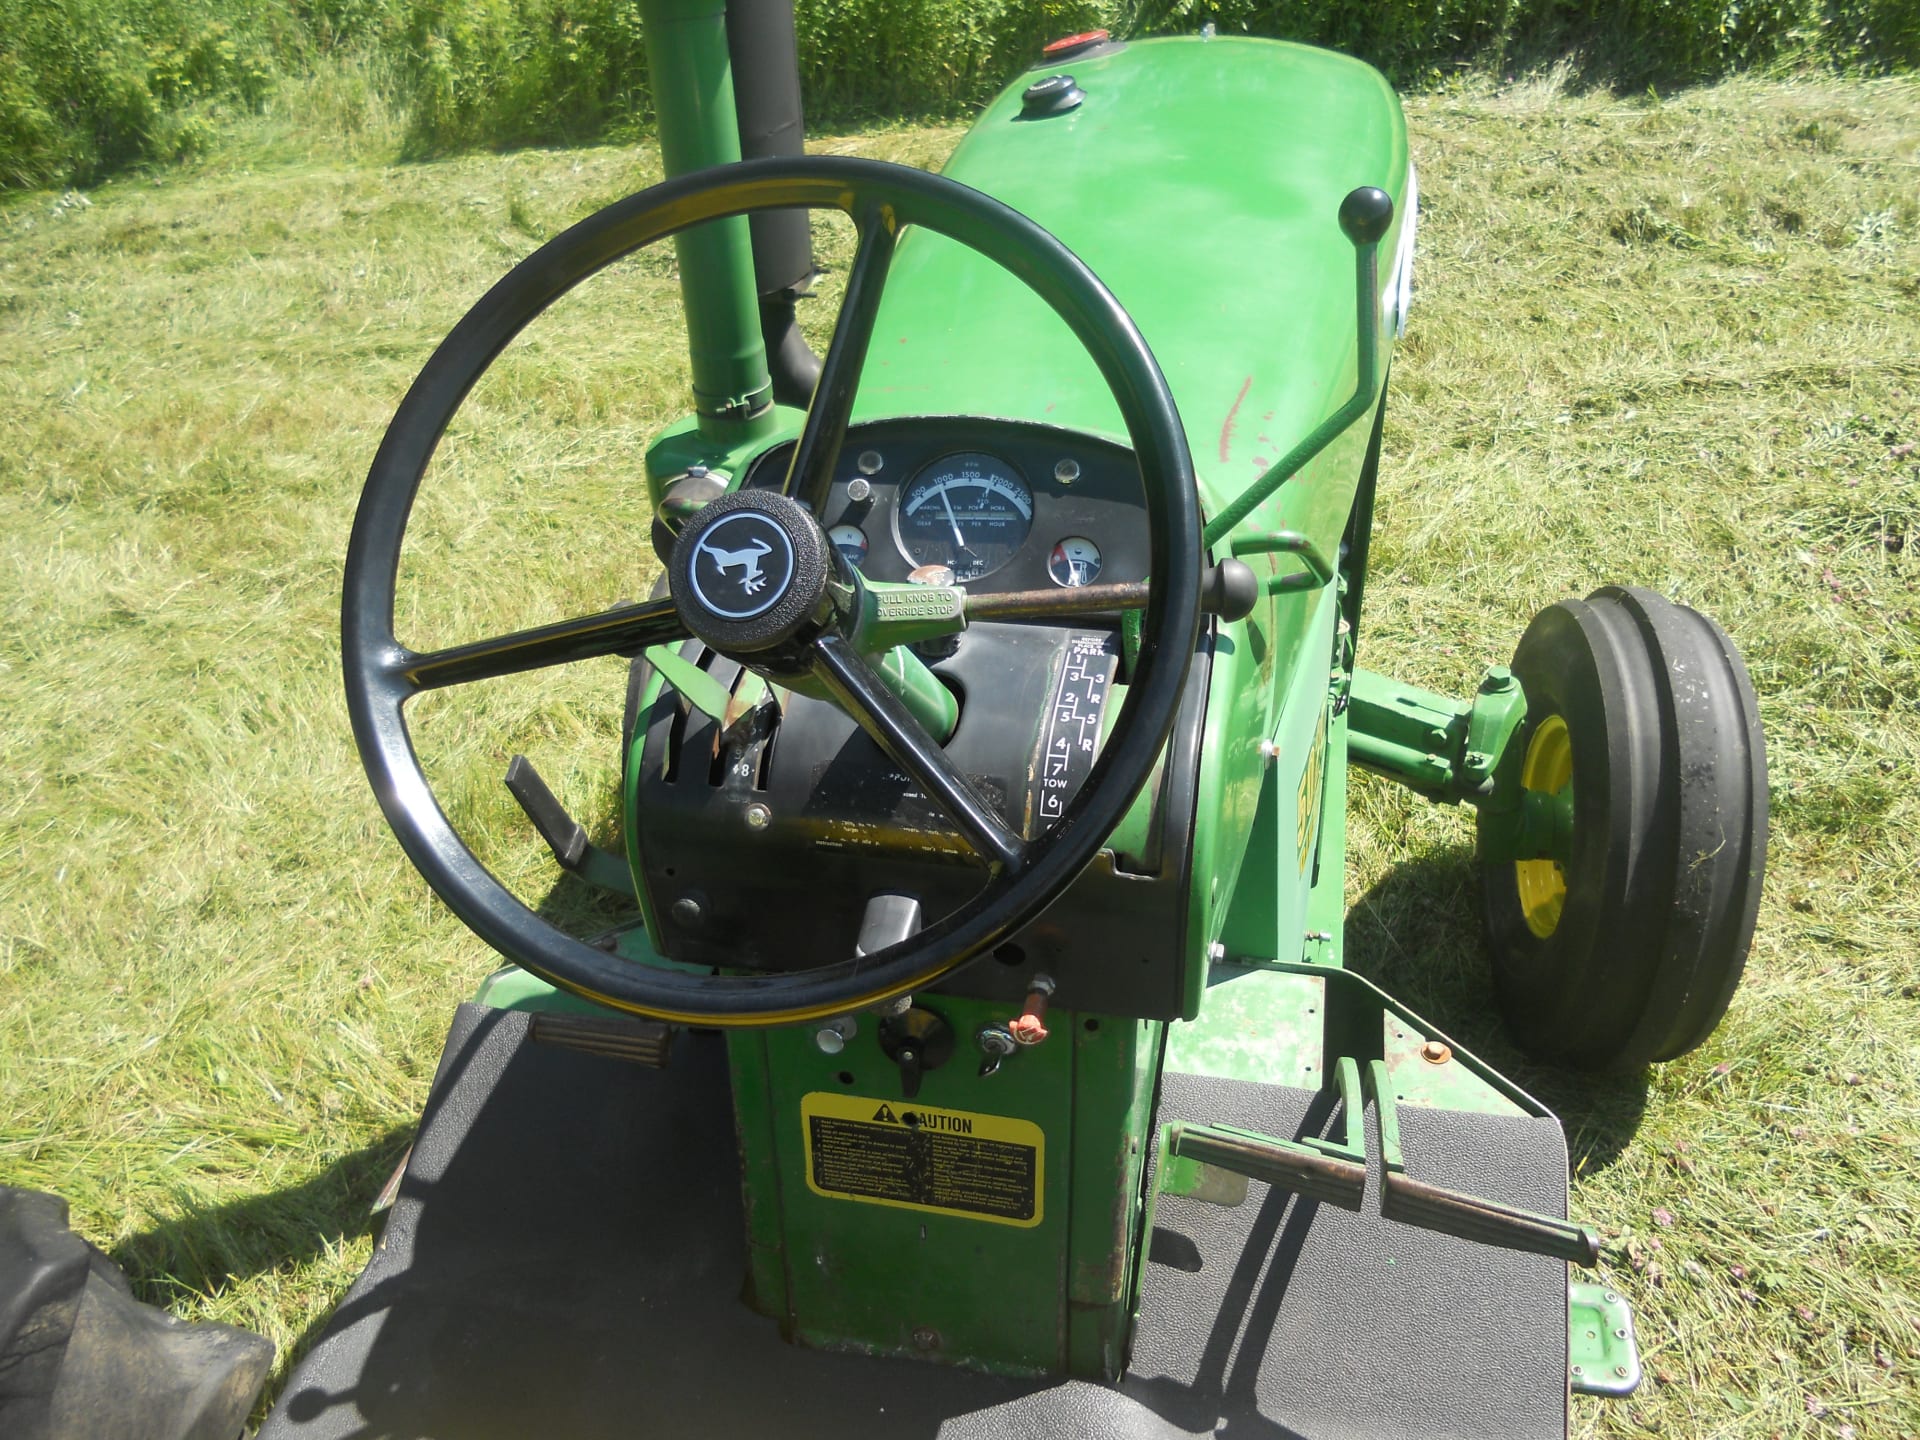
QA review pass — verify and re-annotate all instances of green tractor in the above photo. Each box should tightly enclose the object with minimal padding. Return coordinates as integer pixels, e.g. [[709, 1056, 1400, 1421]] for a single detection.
[[275, 6, 1764, 1436]]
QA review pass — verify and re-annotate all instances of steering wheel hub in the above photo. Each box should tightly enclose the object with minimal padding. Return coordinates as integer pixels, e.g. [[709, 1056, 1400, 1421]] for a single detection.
[[670, 490, 834, 656]]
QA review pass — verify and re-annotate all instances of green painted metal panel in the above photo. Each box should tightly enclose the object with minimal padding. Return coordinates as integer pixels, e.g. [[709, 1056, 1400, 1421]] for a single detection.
[[852, 37, 1409, 557], [1063, 1014, 1162, 1376], [1165, 966, 1326, 1087], [725, 998, 1157, 1379], [1213, 583, 1340, 971]]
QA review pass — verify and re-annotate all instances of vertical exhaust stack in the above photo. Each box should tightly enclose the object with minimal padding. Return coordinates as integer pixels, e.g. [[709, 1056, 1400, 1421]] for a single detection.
[[726, 0, 822, 407]]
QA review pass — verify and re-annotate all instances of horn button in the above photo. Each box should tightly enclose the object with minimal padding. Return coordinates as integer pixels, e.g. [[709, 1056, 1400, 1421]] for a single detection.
[[670, 490, 838, 659]]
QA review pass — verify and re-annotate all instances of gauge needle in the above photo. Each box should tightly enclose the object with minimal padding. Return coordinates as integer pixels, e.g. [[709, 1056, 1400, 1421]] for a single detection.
[[937, 485, 968, 553]]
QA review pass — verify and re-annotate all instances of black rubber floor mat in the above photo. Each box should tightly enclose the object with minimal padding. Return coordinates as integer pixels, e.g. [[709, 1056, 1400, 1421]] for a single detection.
[[261, 1004, 1569, 1440]]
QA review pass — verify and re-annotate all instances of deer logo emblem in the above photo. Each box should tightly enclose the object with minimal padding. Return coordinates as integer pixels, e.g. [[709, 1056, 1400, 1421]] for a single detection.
[[686, 511, 793, 622], [697, 535, 774, 595]]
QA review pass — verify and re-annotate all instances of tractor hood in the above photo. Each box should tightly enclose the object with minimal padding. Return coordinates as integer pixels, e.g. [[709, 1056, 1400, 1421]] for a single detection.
[[851, 36, 1411, 525]]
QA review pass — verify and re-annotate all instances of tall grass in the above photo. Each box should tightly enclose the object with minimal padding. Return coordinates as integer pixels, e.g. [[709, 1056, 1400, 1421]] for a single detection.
[[3, 0, 1916, 193]]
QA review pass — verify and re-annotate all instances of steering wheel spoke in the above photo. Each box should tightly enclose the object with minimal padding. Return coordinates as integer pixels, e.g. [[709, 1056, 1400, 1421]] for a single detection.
[[782, 205, 898, 515], [811, 633, 1027, 874], [400, 596, 686, 692]]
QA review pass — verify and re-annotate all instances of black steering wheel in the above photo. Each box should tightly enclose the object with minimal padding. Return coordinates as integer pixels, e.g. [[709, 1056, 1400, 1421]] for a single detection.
[[342, 156, 1202, 1027]]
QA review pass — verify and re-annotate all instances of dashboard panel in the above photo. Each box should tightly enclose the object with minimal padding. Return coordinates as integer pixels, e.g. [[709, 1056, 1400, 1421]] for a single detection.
[[742, 418, 1148, 600]]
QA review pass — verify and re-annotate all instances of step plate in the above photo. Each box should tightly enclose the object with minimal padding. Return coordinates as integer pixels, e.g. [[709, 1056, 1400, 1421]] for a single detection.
[[261, 1005, 1570, 1439]]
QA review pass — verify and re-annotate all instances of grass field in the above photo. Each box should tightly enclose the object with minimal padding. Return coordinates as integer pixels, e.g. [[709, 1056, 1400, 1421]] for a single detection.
[[1, 65, 1917, 1438]]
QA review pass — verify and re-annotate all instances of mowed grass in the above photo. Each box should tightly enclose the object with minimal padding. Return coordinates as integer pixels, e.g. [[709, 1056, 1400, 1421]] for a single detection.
[[1, 68, 1915, 1437]]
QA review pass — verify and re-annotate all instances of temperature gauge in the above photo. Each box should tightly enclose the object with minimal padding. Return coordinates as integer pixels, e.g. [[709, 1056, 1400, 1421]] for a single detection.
[[828, 525, 869, 569], [1047, 537, 1102, 588]]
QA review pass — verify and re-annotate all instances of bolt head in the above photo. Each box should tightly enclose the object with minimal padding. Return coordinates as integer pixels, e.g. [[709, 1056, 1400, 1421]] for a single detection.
[[744, 802, 772, 830], [1419, 1040, 1453, 1065], [815, 1027, 847, 1055]]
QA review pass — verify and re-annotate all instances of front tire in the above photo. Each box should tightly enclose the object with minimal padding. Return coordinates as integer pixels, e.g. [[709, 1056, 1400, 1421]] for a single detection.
[[1476, 587, 1767, 1071]]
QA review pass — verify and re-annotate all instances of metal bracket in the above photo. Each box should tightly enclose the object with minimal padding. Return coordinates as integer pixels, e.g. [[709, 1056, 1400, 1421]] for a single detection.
[[1345, 664, 1527, 806], [503, 755, 637, 899], [1569, 1282, 1642, 1396], [1230, 529, 1335, 595]]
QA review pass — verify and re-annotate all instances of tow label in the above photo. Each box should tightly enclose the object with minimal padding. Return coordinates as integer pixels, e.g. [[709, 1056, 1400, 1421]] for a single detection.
[[1029, 632, 1116, 831], [800, 1092, 1044, 1227]]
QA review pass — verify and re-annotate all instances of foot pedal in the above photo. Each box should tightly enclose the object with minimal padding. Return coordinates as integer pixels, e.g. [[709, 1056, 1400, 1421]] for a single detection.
[[1370, 1060, 1600, 1265], [529, 1012, 673, 1068], [504, 755, 636, 898], [1163, 1057, 1368, 1211]]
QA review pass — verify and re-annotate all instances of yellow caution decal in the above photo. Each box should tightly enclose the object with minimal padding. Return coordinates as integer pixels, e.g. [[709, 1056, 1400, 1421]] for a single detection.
[[800, 1092, 1044, 1228]]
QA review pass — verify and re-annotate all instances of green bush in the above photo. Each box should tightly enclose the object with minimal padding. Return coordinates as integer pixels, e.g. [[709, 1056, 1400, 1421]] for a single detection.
[[1122, 0, 1917, 81], [793, 0, 1112, 118], [0, 0, 280, 189], [1, 0, 1914, 193], [400, 0, 650, 152], [395, 0, 1108, 153]]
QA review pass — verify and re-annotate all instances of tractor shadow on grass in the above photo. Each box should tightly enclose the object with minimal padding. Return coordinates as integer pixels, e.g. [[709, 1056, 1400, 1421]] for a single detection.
[[1343, 847, 1649, 1176], [111, 1126, 414, 1324]]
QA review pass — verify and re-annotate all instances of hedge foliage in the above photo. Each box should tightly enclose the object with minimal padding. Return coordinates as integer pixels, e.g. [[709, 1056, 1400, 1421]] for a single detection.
[[1125, 0, 1920, 82], [0, 0, 281, 188], [2, 0, 1915, 191]]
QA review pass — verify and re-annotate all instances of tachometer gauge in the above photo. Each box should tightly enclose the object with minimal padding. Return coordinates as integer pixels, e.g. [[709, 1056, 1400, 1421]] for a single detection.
[[894, 453, 1032, 583]]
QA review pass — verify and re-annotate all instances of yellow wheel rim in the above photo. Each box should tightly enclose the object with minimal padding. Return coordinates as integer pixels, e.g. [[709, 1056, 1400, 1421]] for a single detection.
[[1515, 714, 1573, 939]]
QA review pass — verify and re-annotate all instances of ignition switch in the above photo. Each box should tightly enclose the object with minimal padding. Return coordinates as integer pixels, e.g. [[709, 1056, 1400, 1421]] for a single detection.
[[975, 1024, 1017, 1077], [877, 1005, 954, 1100]]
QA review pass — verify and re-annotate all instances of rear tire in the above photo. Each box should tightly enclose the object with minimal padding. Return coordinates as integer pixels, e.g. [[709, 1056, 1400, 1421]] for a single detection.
[[1476, 587, 1767, 1071]]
